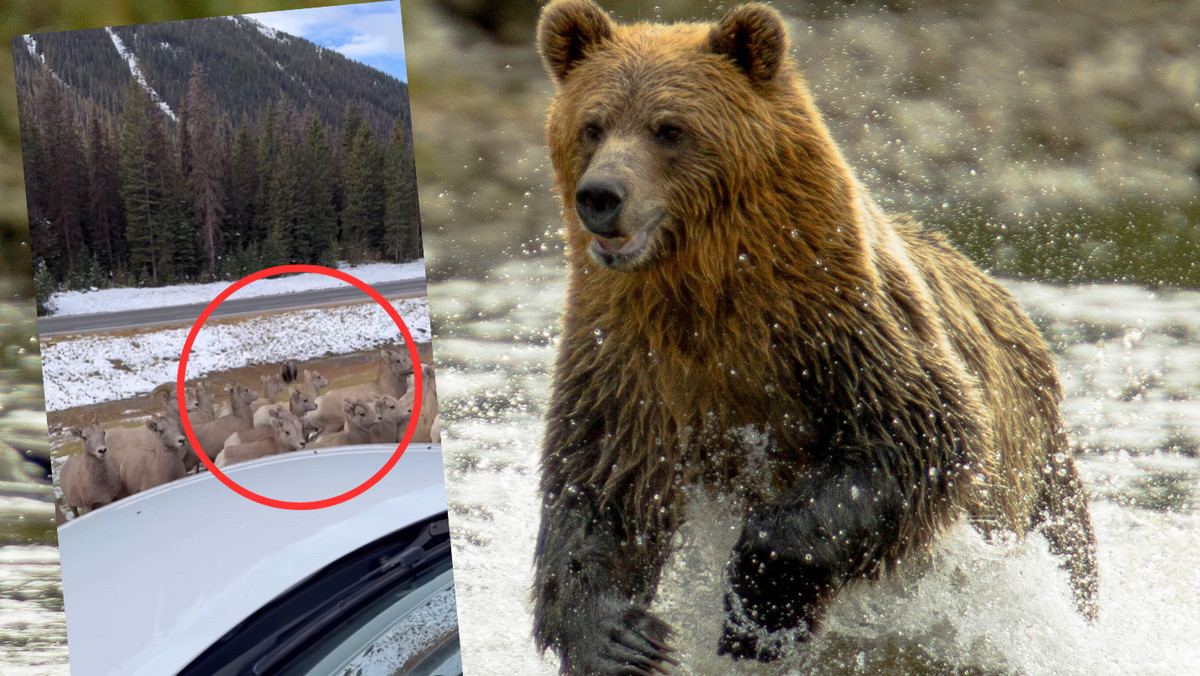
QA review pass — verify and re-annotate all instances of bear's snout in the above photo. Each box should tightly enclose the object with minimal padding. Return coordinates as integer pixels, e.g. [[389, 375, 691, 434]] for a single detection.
[[575, 178, 626, 237]]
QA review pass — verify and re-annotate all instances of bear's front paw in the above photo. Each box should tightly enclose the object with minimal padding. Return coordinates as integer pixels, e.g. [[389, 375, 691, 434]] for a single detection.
[[717, 610, 787, 662], [716, 571, 816, 663], [562, 596, 679, 675], [717, 526, 833, 662]]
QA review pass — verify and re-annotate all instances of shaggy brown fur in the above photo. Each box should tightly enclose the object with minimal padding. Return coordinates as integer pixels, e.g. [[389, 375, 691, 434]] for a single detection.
[[532, 2, 1097, 673]]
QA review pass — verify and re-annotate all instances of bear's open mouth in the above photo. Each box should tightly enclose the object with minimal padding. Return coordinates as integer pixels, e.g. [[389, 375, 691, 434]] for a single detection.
[[594, 230, 647, 254], [588, 210, 666, 268]]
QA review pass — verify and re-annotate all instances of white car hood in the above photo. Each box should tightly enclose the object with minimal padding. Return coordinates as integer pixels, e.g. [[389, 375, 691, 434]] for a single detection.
[[57, 445, 450, 676]]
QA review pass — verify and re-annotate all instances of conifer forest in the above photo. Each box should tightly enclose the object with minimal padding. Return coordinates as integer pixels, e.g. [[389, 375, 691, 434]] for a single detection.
[[14, 15, 421, 314]]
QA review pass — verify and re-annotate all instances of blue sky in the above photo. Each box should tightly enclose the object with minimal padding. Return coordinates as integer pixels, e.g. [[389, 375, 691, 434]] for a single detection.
[[248, 1, 407, 82]]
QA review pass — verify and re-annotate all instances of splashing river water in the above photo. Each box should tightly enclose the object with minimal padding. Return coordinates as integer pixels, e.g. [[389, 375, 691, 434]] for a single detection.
[[435, 258, 1200, 676]]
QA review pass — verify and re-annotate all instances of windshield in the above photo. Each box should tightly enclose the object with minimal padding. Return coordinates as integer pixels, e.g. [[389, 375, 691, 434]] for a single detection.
[[180, 514, 457, 676]]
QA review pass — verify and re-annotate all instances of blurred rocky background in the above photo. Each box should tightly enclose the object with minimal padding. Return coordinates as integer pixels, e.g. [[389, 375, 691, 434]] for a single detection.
[[407, 0, 1200, 286]]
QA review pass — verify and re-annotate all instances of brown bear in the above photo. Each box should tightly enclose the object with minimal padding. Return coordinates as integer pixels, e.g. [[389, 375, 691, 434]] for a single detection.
[[531, 1, 1098, 673]]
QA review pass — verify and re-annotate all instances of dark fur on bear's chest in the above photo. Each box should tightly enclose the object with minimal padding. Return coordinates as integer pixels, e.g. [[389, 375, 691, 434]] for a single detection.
[[564, 298, 827, 494]]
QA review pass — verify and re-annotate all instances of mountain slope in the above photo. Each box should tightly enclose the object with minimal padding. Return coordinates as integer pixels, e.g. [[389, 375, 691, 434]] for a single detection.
[[15, 14, 409, 135]]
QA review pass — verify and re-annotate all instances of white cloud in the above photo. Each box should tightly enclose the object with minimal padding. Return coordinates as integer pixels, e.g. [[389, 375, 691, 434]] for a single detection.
[[248, 1, 406, 66]]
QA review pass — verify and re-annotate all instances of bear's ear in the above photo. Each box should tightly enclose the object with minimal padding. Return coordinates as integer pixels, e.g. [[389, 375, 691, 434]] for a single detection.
[[538, 0, 614, 83], [706, 3, 787, 85]]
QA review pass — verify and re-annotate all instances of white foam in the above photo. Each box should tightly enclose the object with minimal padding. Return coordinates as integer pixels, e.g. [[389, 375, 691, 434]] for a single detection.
[[436, 260, 1200, 675]]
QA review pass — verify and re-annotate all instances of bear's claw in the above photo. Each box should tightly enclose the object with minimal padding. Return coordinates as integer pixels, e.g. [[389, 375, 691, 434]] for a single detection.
[[563, 598, 679, 675]]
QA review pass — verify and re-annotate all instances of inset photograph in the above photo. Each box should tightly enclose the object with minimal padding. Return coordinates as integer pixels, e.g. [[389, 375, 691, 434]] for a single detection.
[[13, 2, 459, 674]]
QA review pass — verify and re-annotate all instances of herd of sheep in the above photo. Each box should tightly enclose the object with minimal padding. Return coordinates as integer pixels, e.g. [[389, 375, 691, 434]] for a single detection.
[[56, 348, 440, 522]]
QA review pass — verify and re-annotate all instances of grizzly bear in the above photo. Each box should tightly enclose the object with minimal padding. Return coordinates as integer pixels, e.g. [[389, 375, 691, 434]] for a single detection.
[[531, 1, 1098, 673]]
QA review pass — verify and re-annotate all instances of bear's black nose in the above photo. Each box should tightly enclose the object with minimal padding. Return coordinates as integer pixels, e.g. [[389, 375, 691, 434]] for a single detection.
[[575, 179, 626, 236]]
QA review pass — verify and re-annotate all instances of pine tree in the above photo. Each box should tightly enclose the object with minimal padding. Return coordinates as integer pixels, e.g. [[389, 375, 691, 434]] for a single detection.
[[17, 100, 56, 270], [36, 73, 88, 280], [296, 114, 337, 264], [384, 119, 421, 262], [341, 101, 363, 159], [149, 98, 192, 282], [255, 101, 278, 245], [86, 115, 124, 272], [178, 100, 192, 180], [119, 80, 163, 285], [227, 114, 259, 248], [185, 63, 227, 276], [33, 259, 57, 316], [266, 101, 303, 263], [260, 224, 288, 269], [341, 124, 385, 263]]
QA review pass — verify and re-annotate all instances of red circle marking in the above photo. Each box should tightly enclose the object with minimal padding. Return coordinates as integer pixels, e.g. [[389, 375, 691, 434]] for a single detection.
[[176, 264, 422, 510]]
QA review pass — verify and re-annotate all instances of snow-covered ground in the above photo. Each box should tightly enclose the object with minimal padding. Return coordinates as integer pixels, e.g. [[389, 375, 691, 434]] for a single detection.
[[433, 258, 1200, 676], [41, 296, 429, 412], [47, 260, 427, 317]]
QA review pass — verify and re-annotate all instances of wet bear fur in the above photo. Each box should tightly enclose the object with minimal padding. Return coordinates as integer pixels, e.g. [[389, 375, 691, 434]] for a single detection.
[[532, 1, 1098, 673]]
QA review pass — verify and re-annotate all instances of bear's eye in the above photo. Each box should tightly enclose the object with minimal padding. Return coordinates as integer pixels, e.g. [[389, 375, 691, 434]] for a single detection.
[[654, 124, 683, 143], [583, 124, 603, 142]]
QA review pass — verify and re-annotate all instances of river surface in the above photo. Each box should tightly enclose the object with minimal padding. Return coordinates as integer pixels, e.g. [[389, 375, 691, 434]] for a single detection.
[[3, 259, 1199, 674], [434, 258, 1200, 676]]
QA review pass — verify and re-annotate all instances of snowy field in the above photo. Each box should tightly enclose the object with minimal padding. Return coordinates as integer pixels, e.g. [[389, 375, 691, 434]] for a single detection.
[[433, 258, 1200, 676], [40, 296, 430, 412], [46, 260, 427, 317]]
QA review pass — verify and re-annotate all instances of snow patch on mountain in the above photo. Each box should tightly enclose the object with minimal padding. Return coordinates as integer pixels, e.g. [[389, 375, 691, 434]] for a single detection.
[[22, 35, 43, 64], [233, 15, 291, 43], [104, 27, 176, 121]]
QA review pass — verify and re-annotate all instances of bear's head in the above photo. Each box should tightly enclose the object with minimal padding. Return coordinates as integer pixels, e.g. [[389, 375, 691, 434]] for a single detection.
[[538, 0, 850, 276]]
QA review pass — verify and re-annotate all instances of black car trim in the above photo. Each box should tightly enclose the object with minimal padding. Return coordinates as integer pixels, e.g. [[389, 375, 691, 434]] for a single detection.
[[178, 512, 452, 676]]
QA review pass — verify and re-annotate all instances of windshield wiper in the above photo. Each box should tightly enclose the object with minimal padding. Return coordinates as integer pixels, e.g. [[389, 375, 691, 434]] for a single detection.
[[250, 518, 451, 673], [179, 514, 452, 676]]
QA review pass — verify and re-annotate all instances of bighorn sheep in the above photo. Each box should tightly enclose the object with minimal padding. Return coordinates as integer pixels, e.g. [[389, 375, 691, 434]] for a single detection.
[[59, 420, 120, 516], [150, 381, 188, 420], [214, 412, 306, 468], [106, 415, 188, 496], [429, 414, 441, 444], [411, 364, 440, 444], [369, 391, 415, 444], [252, 387, 316, 428], [191, 384, 258, 466], [224, 408, 287, 448], [189, 381, 217, 424], [249, 374, 288, 414], [298, 369, 329, 399], [310, 398, 381, 448], [306, 349, 413, 434], [281, 359, 330, 400]]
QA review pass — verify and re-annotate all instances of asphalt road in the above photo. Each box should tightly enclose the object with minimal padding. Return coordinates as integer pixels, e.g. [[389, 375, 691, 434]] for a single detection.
[[38, 278, 427, 337]]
